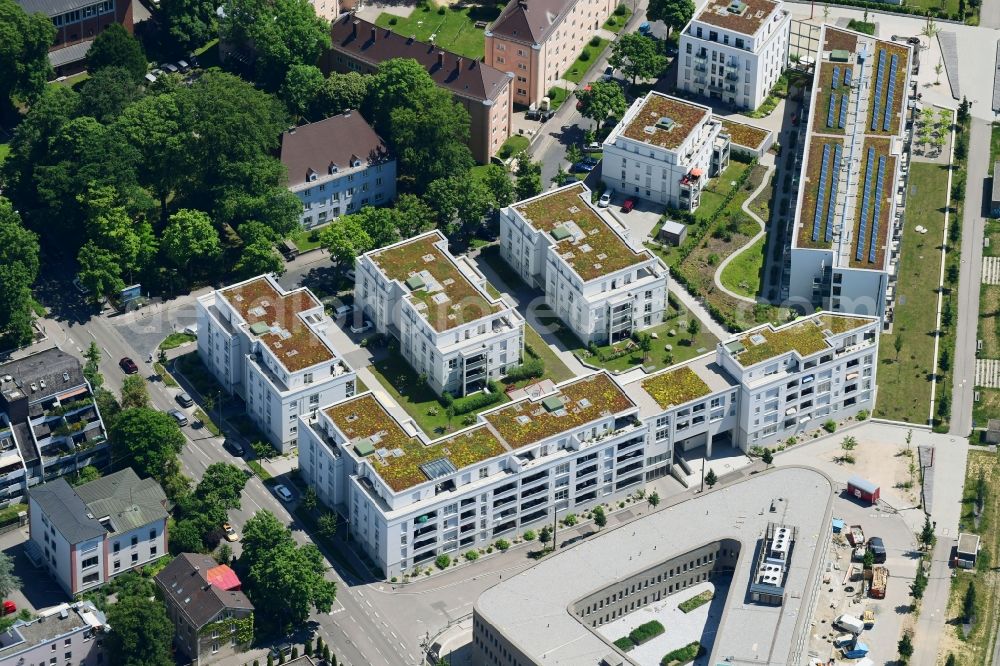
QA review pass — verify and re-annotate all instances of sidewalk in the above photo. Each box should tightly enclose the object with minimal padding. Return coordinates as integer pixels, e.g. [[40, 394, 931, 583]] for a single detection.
[[666, 276, 730, 341]]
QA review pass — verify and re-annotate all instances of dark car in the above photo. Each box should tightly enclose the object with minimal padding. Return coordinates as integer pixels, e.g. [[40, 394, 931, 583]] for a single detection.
[[571, 161, 596, 173], [118, 357, 138, 374], [175, 392, 194, 408], [867, 537, 886, 564], [223, 439, 246, 457]]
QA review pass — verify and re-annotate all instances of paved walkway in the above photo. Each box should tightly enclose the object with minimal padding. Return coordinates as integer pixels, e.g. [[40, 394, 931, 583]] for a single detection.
[[911, 539, 956, 666], [666, 275, 731, 341], [712, 164, 773, 304]]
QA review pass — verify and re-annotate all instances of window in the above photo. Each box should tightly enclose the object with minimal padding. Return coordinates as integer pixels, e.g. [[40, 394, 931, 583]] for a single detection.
[[130, 536, 138, 547], [131, 553, 139, 564], [149, 529, 156, 541], [81, 556, 99, 569]]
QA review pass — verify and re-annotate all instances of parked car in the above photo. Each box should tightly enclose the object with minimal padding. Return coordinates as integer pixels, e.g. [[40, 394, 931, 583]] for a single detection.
[[177, 60, 190, 72], [867, 536, 887, 563], [273, 484, 294, 502], [223, 438, 245, 457], [638, 21, 651, 35], [345, 268, 356, 281], [176, 392, 194, 408], [223, 522, 240, 542], [602, 66, 615, 81], [163, 63, 179, 74], [599, 191, 612, 207], [168, 409, 189, 427], [351, 320, 373, 335], [269, 642, 292, 659], [585, 141, 601, 152], [622, 198, 636, 213], [571, 161, 596, 173], [1, 601, 16, 616], [119, 357, 138, 374]]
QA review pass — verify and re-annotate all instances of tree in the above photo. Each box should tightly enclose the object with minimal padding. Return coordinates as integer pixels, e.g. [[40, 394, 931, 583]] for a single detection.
[[0, 0, 55, 111], [320, 218, 373, 269], [87, 24, 147, 82], [647, 0, 695, 36], [349, 206, 399, 248], [317, 511, 338, 539], [195, 463, 248, 512], [0, 198, 40, 347], [539, 525, 552, 548], [897, 633, 913, 663], [963, 582, 976, 622], [234, 238, 285, 279], [77, 242, 125, 303], [323, 71, 369, 117], [514, 152, 542, 201], [220, 0, 332, 89], [609, 34, 667, 85], [637, 333, 652, 363], [592, 505, 607, 529], [705, 468, 718, 488], [480, 164, 515, 209], [945, 654, 957, 666], [761, 449, 774, 468], [240, 510, 337, 633], [841, 435, 858, 451], [911, 562, 927, 599], [161, 209, 221, 274], [893, 334, 904, 362], [79, 67, 145, 123], [392, 194, 436, 238], [160, 0, 218, 54], [281, 64, 327, 120], [863, 548, 875, 570], [647, 491, 660, 507], [687, 318, 701, 336], [576, 81, 626, 129], [109, 408, 186, 486], [0, 553, 20, 598], [84, 342, 104, 390], [105, 593, 175, 666], [120, 375, 150, 410], [304, 637, 313, 657], [217, 543, 233, 565], [302, 486, 319, 513], [170, 519, 205, 554], [72, 466, 102, 486]]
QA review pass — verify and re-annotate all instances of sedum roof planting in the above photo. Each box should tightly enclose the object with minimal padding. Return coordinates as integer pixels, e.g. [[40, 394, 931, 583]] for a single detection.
[[483, 373, 635, 449], [513, 184, 648, 281], [693, 0, 783, 36], [640, 366, 712, 409], [325, 393, 507, 492], [729, 313, 873, 366], [370, 233, 500, 332], [221, 277, 333, 372], [622, 93, 708, 151]]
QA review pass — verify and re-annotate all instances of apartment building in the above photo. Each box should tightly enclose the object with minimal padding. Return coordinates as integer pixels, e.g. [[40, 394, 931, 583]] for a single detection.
[[324, 16, 514, 163], [485, 0, 616, 107], [280, 111, 397, 230], [0, 347, 110, 506], [355, 231, 525, 397], [26, 468, 168, 597], [0, 601, 108, 666], [498, 183, 668, 345], [156, 553, 255, 665], [16, 0, 134, 76], [677, 0, 790, 111], [196, 275, 356, 452], [601, 91, 731, 210], [787, 26, 913, 326], [298, 372, 647, 578]]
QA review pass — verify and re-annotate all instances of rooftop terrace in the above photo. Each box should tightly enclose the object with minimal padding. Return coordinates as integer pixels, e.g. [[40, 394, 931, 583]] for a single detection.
[[221, 277, 334, 373], [369, 233, 501, 332], [324, 393, 507, 492], [692, 0, 783, 36], [620, 93, 709, 151], [725, 313, 874, 367], [482, 373, 635, 449], [513, 184, 649, 281]]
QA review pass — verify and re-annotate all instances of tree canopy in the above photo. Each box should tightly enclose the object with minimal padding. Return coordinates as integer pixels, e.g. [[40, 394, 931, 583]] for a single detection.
[[0, 198, 40, 348], [0, 0, 55, 113], [160, 0, 218, 54], [609, 34, 667, 84], [105, 593, 174, 666], [86, 24, 148, 82], [576, 81, 626, 128], [647, 0, 695, 35], [109, 408, 186, 490]]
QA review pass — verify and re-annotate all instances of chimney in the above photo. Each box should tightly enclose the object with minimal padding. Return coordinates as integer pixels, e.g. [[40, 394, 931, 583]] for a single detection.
[[437, 51, 445, 68], [456, 57, 463, 73], [352, 19, 359, 38], [371, 26, 376, 42]]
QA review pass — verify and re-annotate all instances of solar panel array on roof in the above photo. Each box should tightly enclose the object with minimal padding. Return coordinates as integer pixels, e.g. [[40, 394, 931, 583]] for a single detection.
[[812, 144, 832, 242], [882, 54, 899, 131], [844, 68, 852, 86], [869, 155, 887, 263], [832, 66, 840, 89], [855, 147, 876, 262], [870, 49, 887, 131], [827, 94, 837, 128], [825, 144, 843, 243], [838, 94, 849, 129]]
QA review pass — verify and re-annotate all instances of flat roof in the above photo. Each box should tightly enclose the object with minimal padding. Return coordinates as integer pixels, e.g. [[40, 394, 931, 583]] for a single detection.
[[724, 313, 876, 367], [368, 232, 501, 332], [623, 353, 737, 418], [719, 118, 771, 150], [475, 467, 834, 665], [620, 92, 709, 151], [324, 393, 508, 492], [482, 373, 635, 449], [220, 276, 334, 373], [512, 184, 650, 281], [794, 26, 910, 272], [957, 532, 980, 555], [692, 0, 783, 36]]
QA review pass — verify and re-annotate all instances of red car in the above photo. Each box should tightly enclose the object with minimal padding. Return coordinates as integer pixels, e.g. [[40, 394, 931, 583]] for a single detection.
[[622, 198, 636, 213], [119, 357, 138, 374]]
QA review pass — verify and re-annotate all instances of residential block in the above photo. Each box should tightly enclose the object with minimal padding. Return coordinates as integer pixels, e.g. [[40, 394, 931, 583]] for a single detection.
[[16, 0, 134, 76], [0, 601, 108, 666]]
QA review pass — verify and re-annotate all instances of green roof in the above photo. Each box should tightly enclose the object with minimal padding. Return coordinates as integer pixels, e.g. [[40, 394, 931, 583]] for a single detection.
[[640, 366, 712, 409], [249, 321, 270, 336]]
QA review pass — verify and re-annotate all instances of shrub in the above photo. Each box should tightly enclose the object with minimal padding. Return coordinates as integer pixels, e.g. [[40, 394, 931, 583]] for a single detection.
[[856, 409, 869, 421], [580, 51, 591, 62], [590, 36, 601, 47], [435, 554, 451, 569], [464, 550, 479, 561], [388, 16, 398, 24], [661, 641, 702, 665], [615, 3, 627, 14], [614, 636, 634, 651], [523, 530, 536, 541], [437, 5, 445, 13], [563, 513, 577, 526], [452, 388, 504, 415], [440, 391, 454, 407], [495, 539, 510, 551], [505, 358, 544, 383], [823, 419, 837, 433], [628, 620, 665, 645]]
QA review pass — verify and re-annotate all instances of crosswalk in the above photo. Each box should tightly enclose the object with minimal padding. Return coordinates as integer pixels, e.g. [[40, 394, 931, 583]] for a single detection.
[[982, 256, 1000, 284], [975, 359, 1000, 388]]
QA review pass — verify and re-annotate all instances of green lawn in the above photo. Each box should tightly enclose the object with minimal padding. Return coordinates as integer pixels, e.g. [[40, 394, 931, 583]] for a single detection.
[[845, 19, 875, 35], [498, 134, 530, 159], [563, 38, 610, 84], [54, 72, 89, 89], [174, 352, 225, 400], [0, 143, 9, 166], [160, 332, 196, 350], [291, 226, 325, 253], [375, 2, 500, 60], [193, 39, 221, 69], [603, 6, 632, 33], [973, 387, 1000, 428], [991, 124, 1000, 172], [523, 324, 576, 384], [720, 236, 765, 298], [547, 86, 569, 110], [906, 0, 963, 19], [194, 408, 221, 436], [876, 162, 948, 424]]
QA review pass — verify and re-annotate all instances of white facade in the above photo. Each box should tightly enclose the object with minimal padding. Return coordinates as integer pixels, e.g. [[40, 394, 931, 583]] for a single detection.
[[290, 160, 397, 230], [601, 92, 730, 210], [499, 183, 669, 345], [677, 0, 790, 111], [0, 602, 108, 666], [196, 275, 356, 452], [355, 231, 525, 397]]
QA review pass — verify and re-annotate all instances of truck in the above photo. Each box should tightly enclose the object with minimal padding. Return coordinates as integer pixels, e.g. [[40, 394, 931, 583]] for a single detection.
[[841, 640, 870, 659], [833, 614, 865, 635], [848, 524, 865, 546], [869, 565, 888, 599]]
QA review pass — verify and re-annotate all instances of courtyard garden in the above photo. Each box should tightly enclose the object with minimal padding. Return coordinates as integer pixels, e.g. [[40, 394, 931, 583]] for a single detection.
[[375, 1, 501, 60]]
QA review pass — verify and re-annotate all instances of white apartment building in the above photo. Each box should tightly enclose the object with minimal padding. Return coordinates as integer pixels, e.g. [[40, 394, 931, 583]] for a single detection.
[[298, 311, 878, 578], [26, 469, 168, 597], [0, 601, 108, 666], [196, 275, 356, 452], [601, 92, 730, 211], [280, 111, 397, 230], [355, 231, 525, 397], [677, 0, 790, 111], [787, 26, 913, 326], [498, 183, 669, 345]]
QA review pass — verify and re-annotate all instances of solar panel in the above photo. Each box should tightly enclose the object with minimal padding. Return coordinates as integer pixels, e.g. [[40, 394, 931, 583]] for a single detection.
[[825, 144, 843, 243], [838, 94, 849, 129], [882, 54, 899, 131], [870, 49, 887, 131], [844, 68, 852, 86], [812, 144, 831, 242], [855, 147, 876, 262], [832, 66, 840, 89], [869, 156, 887, 263], [827, 94, 837, 128]]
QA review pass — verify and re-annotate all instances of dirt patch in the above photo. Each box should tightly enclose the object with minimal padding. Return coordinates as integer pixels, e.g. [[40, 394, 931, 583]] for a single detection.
[[980, 285, 1000, 359]]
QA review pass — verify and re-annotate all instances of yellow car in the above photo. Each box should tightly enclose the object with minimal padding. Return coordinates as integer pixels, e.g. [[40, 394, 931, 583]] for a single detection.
[[223, 523, 240, 542]]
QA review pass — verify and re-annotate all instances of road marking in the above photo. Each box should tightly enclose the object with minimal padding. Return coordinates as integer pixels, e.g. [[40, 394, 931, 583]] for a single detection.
[[88, 331, 96, 340]]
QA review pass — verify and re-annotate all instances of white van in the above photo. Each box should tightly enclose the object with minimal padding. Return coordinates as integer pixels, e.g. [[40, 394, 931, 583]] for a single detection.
[[833, 614, 865, 635]]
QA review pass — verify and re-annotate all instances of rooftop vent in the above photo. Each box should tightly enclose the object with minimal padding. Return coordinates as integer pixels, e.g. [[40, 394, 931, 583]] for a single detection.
[[249, 322, 270, 336], [656, 116, 675, 131], [749, 333, 767, 345], [727, 0, 746, 13], [550, 225, 572, 241], [643, 125, 656, 135], [542, 395, 564, 412], [405, 275, 426, 291]]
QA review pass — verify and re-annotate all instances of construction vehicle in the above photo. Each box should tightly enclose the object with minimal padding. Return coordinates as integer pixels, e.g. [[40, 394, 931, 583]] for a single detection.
[[862, 609, 876, 629], [848, 524, 865, 546], [869, 566, 888, 599]]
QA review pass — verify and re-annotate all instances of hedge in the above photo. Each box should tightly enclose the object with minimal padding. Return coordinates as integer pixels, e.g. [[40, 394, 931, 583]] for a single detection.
[[505, 358, 544, 382], [661, 641, 702, 665], [613, 637, 635, 652], [628, 620, 665, 645], [798, 0, 964, 21], [452, 381, 504, 415]]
